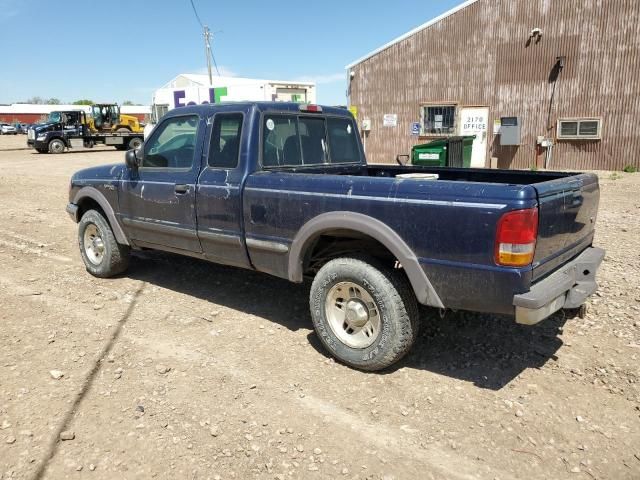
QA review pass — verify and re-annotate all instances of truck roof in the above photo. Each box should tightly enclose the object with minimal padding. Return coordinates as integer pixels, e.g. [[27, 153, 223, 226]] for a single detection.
[[164, 102, 352, 118]]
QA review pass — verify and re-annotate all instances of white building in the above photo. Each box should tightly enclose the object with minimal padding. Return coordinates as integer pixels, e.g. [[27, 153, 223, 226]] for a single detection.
[[151, 74, 316, 122]]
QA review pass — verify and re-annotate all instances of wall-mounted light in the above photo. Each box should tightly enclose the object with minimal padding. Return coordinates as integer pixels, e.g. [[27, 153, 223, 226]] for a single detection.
[[530, 27, 543, 38]]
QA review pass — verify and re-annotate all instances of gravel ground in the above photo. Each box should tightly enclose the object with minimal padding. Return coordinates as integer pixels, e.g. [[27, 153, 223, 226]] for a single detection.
[[0, 136, 638, 480]]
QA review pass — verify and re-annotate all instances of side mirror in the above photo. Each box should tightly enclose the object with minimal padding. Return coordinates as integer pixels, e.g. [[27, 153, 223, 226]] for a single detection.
[[125, 148, 141, 169]]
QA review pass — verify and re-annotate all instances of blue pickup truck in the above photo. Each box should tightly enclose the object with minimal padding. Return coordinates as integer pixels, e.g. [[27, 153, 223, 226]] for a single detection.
[[66, 102, 604, 370]]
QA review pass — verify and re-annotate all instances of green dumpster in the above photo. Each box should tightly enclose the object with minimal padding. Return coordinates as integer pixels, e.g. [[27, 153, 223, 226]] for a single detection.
[[446, 135, 475, 168], [411, 139, 448, 167], [411, 136, 475, 167]]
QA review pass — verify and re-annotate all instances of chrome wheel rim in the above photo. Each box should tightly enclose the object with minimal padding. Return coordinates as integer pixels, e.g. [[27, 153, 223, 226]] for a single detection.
[[325, 281, 381, 349], [83, 224, 105, 265], [51, 141, 64, 153]]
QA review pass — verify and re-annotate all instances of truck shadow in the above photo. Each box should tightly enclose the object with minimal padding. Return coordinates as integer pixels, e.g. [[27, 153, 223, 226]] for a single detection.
[[127, 251, 568, 391], [385, 308, 568, 390], [30, 148, 117, 155], [127, 251, 311, 331]]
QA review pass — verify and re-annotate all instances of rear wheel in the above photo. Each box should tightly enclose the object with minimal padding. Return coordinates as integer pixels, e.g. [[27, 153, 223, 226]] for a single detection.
[[48, 138, 65, 154], [115, 128, 131, 150], [310, 256, 419, 371], [78, 209, 130, 278]]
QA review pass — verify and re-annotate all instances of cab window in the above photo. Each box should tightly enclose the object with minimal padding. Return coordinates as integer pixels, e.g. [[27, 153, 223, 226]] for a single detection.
[[327, 117, 359, 164], [262, 114, 359, 167], [263, 115, 301, 167], [299, 117, 328, 165], [209, 113, 243, 168], [143, 115, 199, 169]]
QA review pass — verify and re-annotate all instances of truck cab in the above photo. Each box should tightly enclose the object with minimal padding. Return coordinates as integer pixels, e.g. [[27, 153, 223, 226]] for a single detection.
[[27, 110, 88, 153]]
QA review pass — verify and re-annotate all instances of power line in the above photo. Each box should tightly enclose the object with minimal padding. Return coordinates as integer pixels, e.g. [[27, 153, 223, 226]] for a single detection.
[[189, 0, 204, 27], [188, 0, 221, 80], [209, 43, 221, 76]]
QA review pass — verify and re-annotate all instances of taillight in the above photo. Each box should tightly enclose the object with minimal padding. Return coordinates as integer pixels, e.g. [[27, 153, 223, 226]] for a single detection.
[[299, 104, 322, 113], [495, 208, 538, 267]]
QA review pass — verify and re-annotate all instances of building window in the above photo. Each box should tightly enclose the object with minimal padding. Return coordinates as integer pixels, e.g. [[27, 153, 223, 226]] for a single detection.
[[420, 104, 457, 135], [557, 118, 602, 140]]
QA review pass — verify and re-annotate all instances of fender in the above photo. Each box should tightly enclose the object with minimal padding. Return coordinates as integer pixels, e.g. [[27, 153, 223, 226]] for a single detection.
[[72, 186, 129, 245], [288, 211, 444, 308]]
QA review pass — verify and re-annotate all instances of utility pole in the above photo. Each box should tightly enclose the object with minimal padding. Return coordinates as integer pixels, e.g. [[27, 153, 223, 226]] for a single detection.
[[204, 25, 213, 85]]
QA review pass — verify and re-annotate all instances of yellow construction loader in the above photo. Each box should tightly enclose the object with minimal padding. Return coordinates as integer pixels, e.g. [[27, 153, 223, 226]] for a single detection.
[[88, 104, 144, 134]]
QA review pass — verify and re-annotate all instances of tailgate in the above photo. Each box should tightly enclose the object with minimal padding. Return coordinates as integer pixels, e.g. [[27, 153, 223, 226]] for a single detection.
[[532, 173, 600, 281]]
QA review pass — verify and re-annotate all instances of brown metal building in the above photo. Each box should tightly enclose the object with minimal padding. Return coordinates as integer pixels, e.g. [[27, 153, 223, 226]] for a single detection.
[[346, 0, 640, 171]]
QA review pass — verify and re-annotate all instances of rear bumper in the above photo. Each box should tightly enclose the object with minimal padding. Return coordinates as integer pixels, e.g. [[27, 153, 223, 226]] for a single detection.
[[513, 246, 605, 325]]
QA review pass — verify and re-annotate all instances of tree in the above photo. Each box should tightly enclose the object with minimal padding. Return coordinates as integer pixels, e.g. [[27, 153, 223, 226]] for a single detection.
[[72, 99, 94, 105], [22, 97, 63, 104], [25, 96, 46, 104], [122, 100, 135, 106]]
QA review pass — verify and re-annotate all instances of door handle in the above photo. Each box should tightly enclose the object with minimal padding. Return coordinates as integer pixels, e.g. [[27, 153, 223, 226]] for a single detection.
[[175, 184, 190, 194]]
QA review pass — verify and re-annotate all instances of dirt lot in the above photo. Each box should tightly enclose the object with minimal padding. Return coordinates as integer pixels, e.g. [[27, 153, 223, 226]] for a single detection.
[[0, 135, 638, 480]]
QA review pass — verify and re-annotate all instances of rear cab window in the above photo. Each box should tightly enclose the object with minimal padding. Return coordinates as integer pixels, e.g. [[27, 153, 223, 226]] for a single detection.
[[262, 113, 359, 168]]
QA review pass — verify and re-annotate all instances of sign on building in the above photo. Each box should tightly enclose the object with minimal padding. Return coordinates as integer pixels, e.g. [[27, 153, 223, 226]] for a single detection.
[[383, 114, 398, 127]]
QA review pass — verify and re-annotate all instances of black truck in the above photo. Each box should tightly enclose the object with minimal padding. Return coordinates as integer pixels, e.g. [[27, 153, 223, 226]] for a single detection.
[[27, 110, 143, 154]]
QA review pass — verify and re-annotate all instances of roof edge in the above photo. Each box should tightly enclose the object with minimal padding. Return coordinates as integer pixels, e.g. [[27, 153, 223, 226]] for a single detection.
[[345, 0, 479, 69], [161, 74, 316, 89]]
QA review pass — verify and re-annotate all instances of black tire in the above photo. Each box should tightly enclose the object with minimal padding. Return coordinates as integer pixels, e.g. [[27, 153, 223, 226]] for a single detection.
[[128, 137, 143, 150], [310, 256, 419, 371], [115, 128, 131, 150], [35, 148, 48, 154], [78, 209, 130, 278], [48, 138, 66, 154]]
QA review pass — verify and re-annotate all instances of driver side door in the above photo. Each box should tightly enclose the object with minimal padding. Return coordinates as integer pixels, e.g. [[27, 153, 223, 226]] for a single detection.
[[119, 113, 204, 253]]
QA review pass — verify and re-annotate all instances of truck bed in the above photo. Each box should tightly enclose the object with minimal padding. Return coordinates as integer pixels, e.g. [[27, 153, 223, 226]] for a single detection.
[[245, 163, 599, 314], [268, 163, 578, 185]]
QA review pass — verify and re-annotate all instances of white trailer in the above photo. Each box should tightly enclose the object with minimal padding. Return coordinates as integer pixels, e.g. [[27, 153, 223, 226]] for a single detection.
[[147, 74, 316, 137]]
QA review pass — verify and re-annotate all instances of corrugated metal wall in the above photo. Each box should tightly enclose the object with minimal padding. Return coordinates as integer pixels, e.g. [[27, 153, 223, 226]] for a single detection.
[[349, 0, 640, 170]]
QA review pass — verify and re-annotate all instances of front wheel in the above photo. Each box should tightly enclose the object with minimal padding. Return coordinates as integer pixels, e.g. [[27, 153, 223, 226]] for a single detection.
[[78, 209, 130, 278], [48, 138, 66, 154], [310, 257, 419, 371]]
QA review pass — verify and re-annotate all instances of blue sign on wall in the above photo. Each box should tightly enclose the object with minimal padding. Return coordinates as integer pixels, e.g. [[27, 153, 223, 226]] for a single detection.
[[411, 122, 421, 136]]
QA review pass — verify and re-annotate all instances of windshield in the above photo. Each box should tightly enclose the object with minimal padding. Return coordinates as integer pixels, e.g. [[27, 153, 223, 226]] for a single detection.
[[47, 112, 62, 123]]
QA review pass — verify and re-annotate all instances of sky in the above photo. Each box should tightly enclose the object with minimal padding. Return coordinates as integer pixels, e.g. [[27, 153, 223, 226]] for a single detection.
[[0, 0, 462, 106]]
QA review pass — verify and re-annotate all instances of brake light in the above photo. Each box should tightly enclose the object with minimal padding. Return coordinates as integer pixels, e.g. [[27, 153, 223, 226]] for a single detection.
[[495, 208, 538, 267], [299, 104, 322, 113]]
